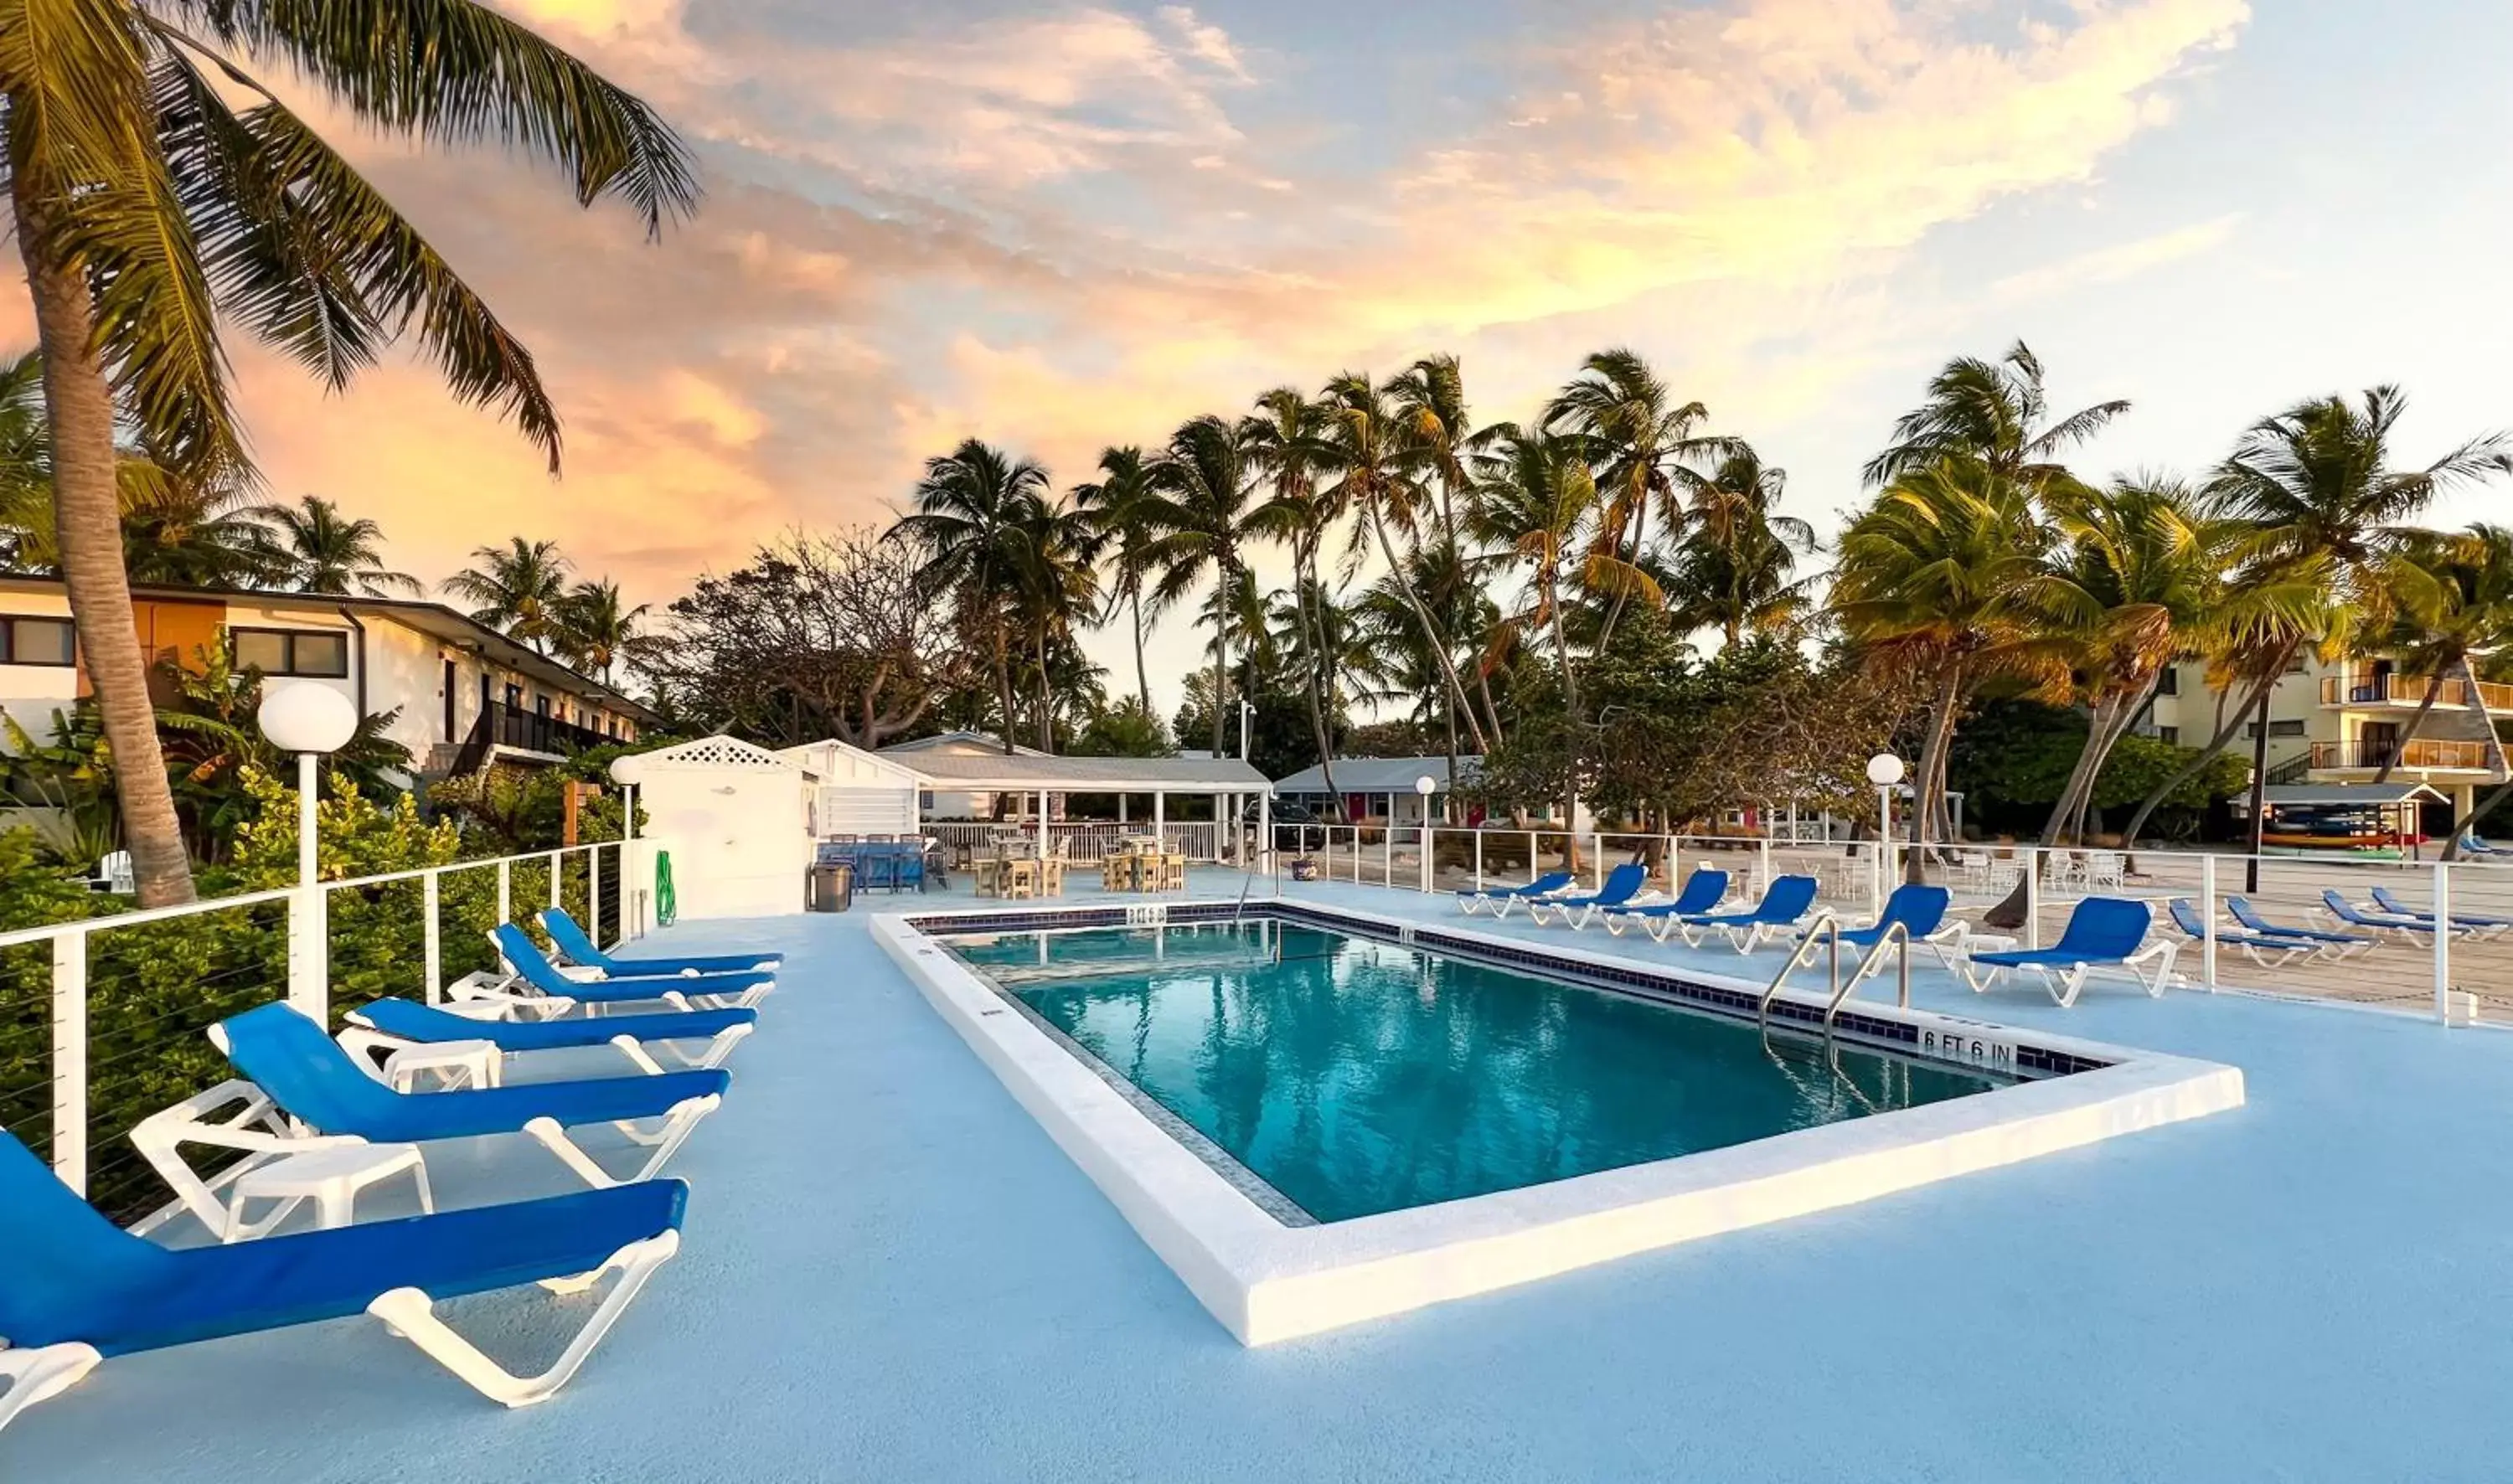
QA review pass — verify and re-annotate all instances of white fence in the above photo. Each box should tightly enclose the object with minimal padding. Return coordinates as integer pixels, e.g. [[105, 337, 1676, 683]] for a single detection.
[[0, 840, 637, 1213], [1267, 825, 2513, 1028]]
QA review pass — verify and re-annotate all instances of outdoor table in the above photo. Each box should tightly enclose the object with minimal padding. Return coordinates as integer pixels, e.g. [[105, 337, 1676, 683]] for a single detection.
[[228, 1143, 432, 1239]]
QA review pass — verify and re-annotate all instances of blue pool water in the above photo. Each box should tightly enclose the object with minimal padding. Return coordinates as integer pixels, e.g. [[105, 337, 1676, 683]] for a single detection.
[[945, 920, 2012, 1223]]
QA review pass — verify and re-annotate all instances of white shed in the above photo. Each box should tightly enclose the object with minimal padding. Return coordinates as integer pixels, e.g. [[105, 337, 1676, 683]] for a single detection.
[[779, 739, 922, 837], [627, 734, 813, 920]]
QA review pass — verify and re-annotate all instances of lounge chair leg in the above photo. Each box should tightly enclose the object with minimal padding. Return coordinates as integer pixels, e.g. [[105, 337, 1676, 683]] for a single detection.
[[607, 1035, 668, 1077], [366, 1231, 680, 1409], [2050, 966, 2089, 1008], [0, 1343, 104, 1436]]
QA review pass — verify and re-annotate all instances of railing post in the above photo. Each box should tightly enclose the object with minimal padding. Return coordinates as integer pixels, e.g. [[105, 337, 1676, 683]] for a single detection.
[[2024, 847, 2041, 951], [1591, 832, 1605, 891], [423, 868, 443, 1006], [51, 929, 87, 1194], [1473, 829, 1484, 891], [1419, 827, 1433, 894], [2199, 853, 2218, 992], [1664, 833, 1676, 892], [2434, 860, 2453, 1024], [495, 859, 513, 968], [549, 850, 563, 910], [287, 883, 328, 1024], [589, 843, 602, 944], [1384, 825, 1393, 889], [1758, 837, 1773, 899]]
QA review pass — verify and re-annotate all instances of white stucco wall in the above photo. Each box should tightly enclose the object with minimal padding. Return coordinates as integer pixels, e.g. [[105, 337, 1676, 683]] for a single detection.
[[0, 590, 79, 745]]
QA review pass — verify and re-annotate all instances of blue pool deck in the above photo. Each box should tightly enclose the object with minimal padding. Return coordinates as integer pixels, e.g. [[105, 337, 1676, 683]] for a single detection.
[[16, 877, 2513, 1480]]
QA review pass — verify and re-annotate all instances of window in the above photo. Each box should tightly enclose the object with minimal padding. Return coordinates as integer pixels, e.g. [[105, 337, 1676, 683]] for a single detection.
[[2245, 719, 2308, 739], [231, 627, 348, 678], [2155, 667, 2178, 697], [2158, 726, 2180, 745], [0, 616, 75, 667]]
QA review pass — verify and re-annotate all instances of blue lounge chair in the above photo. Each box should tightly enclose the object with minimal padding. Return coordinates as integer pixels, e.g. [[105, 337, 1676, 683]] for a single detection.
[[1958, 896, 2175, 1007], [1597, 868, 1731, 940], [1674, 873, 1820, 952], [1807, 884, 1959, 982], [2460, 833, 2508, 858], [172, 1002, 727, 1203], [2165, 899, 2314, 970], [540, 906, 782, 976], [2225, 897, 2375, 957], [0, 1131, 686, 1433], [2370, 886, 2513, 938], [1523, 862, 1652, 928], [342, 997, 756, 1082], [476, 923, 774, 1018], [1457, 870, 1576, 917], [2318, 889, 2454, 941]]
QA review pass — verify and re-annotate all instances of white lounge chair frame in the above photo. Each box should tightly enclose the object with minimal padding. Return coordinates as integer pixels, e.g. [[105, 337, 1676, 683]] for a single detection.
[[1954, 940, 2178, 1008], [337, 1014, 754, 1084]]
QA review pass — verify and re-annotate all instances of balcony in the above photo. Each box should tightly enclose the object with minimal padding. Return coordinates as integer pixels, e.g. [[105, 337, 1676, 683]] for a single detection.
[[2302, 738, 2495, 775], [447, 700, 617, 775], [2319, 672, 2513, 713]]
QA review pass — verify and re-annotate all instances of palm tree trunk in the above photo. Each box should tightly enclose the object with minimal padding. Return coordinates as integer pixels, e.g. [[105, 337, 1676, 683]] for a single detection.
[[1475, 666, 1505, 753], [1370, 506, 1490, 755], [992, 618, 1018, 755], [1210, 574, 1229, 759], [2371, 668, 2447, 785], [2243, 685, 2273, 894], [1036, 628, 1055, 753], [13, 173, 196, 907], [1292, 553, 1345, 822], [1907, 664, 1962, 884], [1131, 587, 1152, 715], [2118, 662, 2286, 848]]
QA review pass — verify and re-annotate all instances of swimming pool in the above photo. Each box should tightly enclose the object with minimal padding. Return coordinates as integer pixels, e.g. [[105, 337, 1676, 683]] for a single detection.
[[947, 921, 2010, 1223], [878, 900, 2243, 1342]]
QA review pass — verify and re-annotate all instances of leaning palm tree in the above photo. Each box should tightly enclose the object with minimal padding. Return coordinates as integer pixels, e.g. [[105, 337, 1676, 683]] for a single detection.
[[2116, 387, 2511, 853], [2369, 528, 2513, 797], [1071, 446, 1169, 715], [1143, 414, 1267, 758], [1543, 348, 1729, 649], [1862, 342, 2129, 491], [1009, 493, 1102, 752], [1241, 387, 1348, 812], [250, 495, 419, 596], [3, 0, 697, 905], [1320, 370, 1489, 754], [893, 439, 1053, 753], [446, 537, 571, 652], [1832, 456, 2059, 877], [552, 578, 648, 685], [1468, 425, 1617, 726]]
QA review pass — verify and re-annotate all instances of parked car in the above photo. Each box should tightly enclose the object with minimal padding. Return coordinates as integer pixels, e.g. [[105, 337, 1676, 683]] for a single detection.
[[1247, 799, 1322, 827]]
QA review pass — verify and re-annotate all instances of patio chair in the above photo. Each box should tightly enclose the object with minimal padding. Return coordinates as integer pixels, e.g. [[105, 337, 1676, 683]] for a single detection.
[[340, 997, 756, 1083], [1457, 870, 1575, 917], [164, 1002, 727, 1206], [470, 924, 773, 1018], [1807, 884, 1969, 982], [1596, 868, 1731, 940], [1157, 854, 1187, 892], [2316, 889, 2464, 941], [2085, 852, 2126, 890], [2219, 896, 2376, 958], [2369, 885, 2513, 938], [0, 1131, 685, 1435], [2164, 898, 2314, 970], [1523, 862, 1653, 928], [1956, 897, 2175, 1007], [2459, 833, 2508, 858], [1671, 873, 1820, 952], [539, 907, 782, 976]]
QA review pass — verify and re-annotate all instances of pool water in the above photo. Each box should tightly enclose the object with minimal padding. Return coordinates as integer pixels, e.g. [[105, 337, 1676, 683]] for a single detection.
[[945, 921, 2013, 1224]]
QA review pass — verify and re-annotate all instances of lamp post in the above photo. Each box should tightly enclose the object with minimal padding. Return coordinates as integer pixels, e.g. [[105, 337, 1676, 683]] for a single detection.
[[610, 754, 648, 940], [1865, 753, 1906, 917], [259, 684, 359, 1019], [1415, 774, 1437, 892]]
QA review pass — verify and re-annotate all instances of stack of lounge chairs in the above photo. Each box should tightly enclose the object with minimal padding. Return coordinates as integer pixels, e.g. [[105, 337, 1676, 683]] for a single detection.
[[2, 908, 781, 1438]]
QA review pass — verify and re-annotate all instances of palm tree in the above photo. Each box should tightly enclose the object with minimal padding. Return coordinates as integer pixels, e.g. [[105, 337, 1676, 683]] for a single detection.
[[1144, 415, 1267, 757], [1665, 447, 1819, 645], [2394, 527, 2513, 856], [1009, 493, 1102, 752], [4, 0, 696, 906], [446, 538, 571, 652], [1862, 342, 2129, 491], [1832, 456, 2058, 877], [1241, 387, 1348, 812], [894, 439, 1053, 754], [553, 578, 648, 685], [1320, 370, 1490, 755], [2117, 388, 2510, 854], [1071, 446, 1168, 714], [1390, 353, 1508, 755], [117, 461, 271, 586], [1542, 348, 1727, 650], [1468, 425, 1609, 726], [250, 495, 420, 596], [0, 351, 50, 570]]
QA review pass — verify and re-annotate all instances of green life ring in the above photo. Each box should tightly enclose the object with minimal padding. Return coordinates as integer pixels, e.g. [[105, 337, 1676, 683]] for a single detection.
[[655, 849, 678, 926]]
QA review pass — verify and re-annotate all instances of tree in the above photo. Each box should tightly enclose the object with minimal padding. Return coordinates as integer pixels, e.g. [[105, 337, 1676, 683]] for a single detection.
[[1832, 456, 2059, 877], [553, 578, 646, 684], [894, 440, 1050, 755], [1071, 697, 1172, 759], [642, 528, 971, 750], [445, 537, 570, 652], [1143, 414, 1267, 757], [1543, 348, 1728, 651], [249, 495, 419, 596], [1071, 446, 1168, 714], [1665, 446, 1819, 645], [1008, 492, 1102, 752], [1861, 341, 2129, 491], [1242, 386, 1349, 815], [4, 0, 696, 907]]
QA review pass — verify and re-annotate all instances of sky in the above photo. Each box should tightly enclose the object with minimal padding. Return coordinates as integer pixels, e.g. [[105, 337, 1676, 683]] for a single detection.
[[9, 0, 2512, 718]]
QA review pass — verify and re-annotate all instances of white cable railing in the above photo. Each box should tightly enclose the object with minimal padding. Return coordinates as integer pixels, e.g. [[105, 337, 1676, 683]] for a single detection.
[[0, 839, 635, 1213], [1262, 824, 2513, 1028]]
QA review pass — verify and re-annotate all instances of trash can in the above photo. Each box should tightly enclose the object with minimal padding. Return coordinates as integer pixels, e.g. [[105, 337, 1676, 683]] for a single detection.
[[809, 860, 854, 912]]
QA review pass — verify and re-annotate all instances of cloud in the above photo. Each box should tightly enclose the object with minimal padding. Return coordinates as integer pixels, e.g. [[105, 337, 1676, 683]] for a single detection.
[[1989, 214, 2243, 302]]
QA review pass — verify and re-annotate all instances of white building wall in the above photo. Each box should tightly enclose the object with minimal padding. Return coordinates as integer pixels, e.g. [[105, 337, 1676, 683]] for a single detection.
[[0, 590, 78, 745]]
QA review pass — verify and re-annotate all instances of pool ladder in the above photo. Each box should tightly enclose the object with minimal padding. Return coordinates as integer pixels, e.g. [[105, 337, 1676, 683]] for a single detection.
[[1757, 915, 1917, 1036]]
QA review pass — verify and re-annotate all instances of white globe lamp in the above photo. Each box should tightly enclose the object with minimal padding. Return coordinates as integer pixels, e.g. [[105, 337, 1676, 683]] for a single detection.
[[1865, 754, 1905, 915], [609, 753, 649, 840], [258, 684, 358, 890]]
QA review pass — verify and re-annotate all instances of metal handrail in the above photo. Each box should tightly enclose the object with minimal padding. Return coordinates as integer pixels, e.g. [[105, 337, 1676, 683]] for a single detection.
[[1825, 920, 1914, 1032], [1757, 910, 1840, 1025]]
